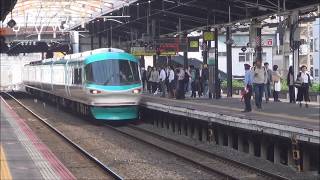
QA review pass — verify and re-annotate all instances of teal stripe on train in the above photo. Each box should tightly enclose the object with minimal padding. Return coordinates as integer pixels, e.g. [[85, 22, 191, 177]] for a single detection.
[[91, 106, 138, 120], [84, 52, 138, 65], [86, 83, 141, 91]]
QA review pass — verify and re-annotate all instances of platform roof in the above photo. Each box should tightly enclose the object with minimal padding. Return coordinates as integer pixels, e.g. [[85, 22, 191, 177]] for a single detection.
[[2, 0, 137, 28], [80, 0, 319, 39]]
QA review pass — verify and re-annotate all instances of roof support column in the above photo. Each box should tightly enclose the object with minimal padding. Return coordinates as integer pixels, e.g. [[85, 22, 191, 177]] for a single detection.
[[90, 35, 94, 50], [98, 34, 102, 48], [290, 11, 300, 82], [214, 28, 220, 99], [90, 22, 94, 50], [140, 55, 145, 67], [183, 33, 188, 69], [71, 31, 79, 53], [167, 56, 171, 66], [153, 55, 157, 67], [226, 26, 232, 97], [255, 27, 262, 61]]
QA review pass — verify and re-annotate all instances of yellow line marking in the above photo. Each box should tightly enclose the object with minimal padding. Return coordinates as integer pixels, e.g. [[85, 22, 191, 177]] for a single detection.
[[1, 145, 12, 180], [143, 96, 319, 124]]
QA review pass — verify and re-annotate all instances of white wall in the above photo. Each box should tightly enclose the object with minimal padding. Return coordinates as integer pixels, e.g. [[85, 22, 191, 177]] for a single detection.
[[0, 53, 41, 90], [313, 18, 320, 83]]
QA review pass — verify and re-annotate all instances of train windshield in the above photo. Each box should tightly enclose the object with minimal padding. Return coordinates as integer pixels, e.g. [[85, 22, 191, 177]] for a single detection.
[[85, 60, 140, 85]]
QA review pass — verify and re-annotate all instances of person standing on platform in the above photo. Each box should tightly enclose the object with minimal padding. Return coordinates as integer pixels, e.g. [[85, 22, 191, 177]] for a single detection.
[[146, 66, 152, 93], [141, 67, 147, 92], [199, 65, 203, 96], [272, 65, 281, 102], [190, 65, 197, 98], [177, 66, 185, 99], [287, 66, 295, 103], [296, 65, 312, 108], [150, 67, 159, 94], [159, 66, 167, 97], [202, 64, 209, 97], [184, 67, 190, 94], [264, 62, 272, 103], [252, 60, 267, 109], [242, 64, 253, 112], [168, 65, 175, 98]]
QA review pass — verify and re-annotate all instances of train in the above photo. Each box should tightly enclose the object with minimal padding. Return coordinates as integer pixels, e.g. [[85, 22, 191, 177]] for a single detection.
[[23, 48, 142, 121]]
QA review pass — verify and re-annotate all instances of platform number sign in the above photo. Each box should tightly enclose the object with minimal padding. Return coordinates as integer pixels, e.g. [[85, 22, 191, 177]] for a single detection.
[[203, 31, 214, 41]]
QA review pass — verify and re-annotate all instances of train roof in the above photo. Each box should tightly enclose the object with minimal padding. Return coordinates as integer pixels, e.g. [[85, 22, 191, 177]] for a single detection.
[[26, 48, 126, 66]]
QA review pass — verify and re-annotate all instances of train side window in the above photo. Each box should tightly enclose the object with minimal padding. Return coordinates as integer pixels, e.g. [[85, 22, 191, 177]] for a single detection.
[[73, 68, 82, 84]]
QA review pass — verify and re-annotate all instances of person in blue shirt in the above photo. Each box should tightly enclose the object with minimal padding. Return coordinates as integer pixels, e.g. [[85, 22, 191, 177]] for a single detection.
[[243, 64, 253, 112]]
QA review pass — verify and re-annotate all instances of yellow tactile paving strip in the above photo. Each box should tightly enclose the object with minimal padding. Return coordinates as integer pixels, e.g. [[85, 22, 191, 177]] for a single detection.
[[0, 145, 12, 180]]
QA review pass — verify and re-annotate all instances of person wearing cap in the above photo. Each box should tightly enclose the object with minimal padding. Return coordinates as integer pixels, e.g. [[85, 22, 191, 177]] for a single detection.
[[264, 62, 272, 103], [296, 65, 312, 108], [242, 64, 253, 112]]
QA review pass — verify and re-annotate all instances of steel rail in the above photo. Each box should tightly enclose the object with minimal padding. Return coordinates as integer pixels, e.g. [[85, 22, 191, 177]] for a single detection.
[[105, 124, 240, 180], [1, 92, 123, 180], [127, 124, 291, 180]]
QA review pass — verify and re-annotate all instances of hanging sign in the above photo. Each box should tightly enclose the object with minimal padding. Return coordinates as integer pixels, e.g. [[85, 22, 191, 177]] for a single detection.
[[203, 31, 215, 41], [188, 37, 199, 52]]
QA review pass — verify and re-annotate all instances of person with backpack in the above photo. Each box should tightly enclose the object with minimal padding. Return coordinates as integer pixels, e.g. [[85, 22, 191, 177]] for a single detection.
[[252, 60, 267, 109], [296, 65, 312, 108]]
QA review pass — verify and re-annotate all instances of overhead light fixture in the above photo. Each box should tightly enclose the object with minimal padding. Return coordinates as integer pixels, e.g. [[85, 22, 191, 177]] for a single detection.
[[105, 19, 124, 24], [100, 15, 130, 18], [163, 0, 176, 3]]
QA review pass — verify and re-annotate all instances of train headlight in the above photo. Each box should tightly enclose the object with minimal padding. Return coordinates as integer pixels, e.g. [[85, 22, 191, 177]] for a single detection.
[[132, 89, 140, 94], [90, 89, 101, 94]]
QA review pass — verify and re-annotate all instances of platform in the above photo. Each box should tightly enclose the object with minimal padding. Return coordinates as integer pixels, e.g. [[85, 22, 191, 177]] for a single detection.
[[0, 98, 75, 180], [141, 94, 320, 144]]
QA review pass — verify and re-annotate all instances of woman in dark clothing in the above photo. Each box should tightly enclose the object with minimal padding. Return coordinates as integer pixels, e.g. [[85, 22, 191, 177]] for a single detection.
[[190, 66, 197, 98], [296, 65, 312, 108], [287, 66, 295, 103]]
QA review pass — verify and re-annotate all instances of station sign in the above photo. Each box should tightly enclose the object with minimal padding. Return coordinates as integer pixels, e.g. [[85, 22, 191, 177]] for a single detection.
[[188, 37, 199, 52], [131, 47, 156, 56], [131, 37, 190, 56], [203, 31, 215, 41]]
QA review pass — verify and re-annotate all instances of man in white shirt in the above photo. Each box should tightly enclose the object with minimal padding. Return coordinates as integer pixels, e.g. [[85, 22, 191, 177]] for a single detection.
[[168, 66, 175, 98], [159, 67, 167, 97]]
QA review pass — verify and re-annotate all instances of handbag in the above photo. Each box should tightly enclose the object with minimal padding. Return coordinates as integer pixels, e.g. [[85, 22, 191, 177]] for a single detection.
[[294, 79, 302, 88]]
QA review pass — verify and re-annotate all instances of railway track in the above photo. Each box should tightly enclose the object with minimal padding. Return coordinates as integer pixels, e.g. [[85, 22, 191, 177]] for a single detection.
[[1, 92, 123, 180], [3, 91, 291, 179], [108, 124, 290, 180]]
